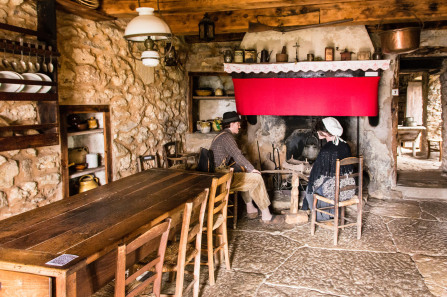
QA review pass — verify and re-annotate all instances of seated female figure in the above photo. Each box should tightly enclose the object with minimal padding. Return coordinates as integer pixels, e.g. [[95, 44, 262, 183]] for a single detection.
[[302, 117, 355, 221]]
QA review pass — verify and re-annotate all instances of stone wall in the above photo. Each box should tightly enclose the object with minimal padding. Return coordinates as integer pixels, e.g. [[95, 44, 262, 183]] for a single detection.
[[0, 1, 189, 220], [427, 75, 442, 140], [362, 55, 398, 198], [57, 14, 189, 179]]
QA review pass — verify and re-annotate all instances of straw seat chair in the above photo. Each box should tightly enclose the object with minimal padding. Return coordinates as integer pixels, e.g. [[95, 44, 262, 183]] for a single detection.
[[310, 156, 363, 245], [114, 218, 171, 297], [202, 169, 233, 285], [137, 154, 159, 172], [158, 189, 208, 297]]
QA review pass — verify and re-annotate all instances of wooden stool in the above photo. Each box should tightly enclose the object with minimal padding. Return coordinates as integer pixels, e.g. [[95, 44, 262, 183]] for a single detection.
[[427, 139, 443, 161]]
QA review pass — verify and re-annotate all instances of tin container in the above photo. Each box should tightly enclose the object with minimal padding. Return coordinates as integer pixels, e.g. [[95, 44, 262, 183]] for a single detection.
[[234, 49, 244, 63], [244, 49, 257, 63]]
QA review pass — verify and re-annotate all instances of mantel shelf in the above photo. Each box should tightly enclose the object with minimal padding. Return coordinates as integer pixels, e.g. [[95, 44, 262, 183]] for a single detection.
[[224, 60, 391, 74]]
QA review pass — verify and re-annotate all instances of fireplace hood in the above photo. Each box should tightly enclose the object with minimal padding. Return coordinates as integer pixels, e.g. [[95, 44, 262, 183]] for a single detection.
[[224, 60, 391, 117]]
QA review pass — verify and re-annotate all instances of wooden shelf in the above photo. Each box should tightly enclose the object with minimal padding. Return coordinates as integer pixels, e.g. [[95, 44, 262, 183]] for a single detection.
[[56, 0, 116, 21], [60, 105, 112, 198], [193, 96, 235, 100], [68, 128, 104, 136], [0, 123, 58, 131], [69, 165, 105, 179], [0, 92, 58, 101], [0, 133, 59, 151]]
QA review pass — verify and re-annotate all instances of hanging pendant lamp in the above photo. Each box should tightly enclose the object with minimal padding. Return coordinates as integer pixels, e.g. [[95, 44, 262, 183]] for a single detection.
[[124, 7, 171, 42]]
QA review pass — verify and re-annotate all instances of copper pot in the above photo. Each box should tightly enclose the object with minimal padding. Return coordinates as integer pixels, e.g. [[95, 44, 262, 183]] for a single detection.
[[380, 27, 421, 54]]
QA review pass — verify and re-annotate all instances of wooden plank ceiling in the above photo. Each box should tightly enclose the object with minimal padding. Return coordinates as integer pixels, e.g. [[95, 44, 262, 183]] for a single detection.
[[101, 0, 447, 36]]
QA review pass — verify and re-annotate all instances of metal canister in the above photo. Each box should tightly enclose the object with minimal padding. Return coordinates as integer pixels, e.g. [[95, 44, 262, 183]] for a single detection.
[[234, 49, 244, 63], [244, 49, 257, 63]]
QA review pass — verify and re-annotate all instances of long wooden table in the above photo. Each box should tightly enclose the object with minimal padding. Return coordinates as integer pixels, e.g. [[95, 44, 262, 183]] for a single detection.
[[0, 169, 220, 297]]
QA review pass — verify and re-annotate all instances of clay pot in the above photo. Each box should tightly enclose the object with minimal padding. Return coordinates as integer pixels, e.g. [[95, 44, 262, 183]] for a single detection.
[[78, 174, 99, 193]]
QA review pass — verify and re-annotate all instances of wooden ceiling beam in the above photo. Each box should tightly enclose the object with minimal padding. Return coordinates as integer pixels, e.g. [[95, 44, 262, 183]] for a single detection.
[[102, 0, 363, 16], [105, 0, 447, 36]]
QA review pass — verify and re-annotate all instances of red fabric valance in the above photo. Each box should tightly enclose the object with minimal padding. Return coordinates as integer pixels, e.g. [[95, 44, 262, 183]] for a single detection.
[[233, 77, 380, 116]]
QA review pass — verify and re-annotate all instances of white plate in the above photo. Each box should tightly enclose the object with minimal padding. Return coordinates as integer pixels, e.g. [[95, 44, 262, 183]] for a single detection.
[[21, 73, 43, 93], [0, 71, 25, 93], [35, 73, 52, 93]]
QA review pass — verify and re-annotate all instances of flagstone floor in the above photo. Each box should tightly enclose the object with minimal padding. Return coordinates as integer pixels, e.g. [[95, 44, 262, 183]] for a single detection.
[[182, 195, 447, 297]]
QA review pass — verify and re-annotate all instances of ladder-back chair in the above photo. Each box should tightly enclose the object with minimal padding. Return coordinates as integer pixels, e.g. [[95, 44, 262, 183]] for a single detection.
[[115, 218, 171, 297], [160, 189, 208, 297], [202, 169, 233, 285], [137, 154, 159, 172], [310, 156, 363, 245], [162, 141, 198, 168]]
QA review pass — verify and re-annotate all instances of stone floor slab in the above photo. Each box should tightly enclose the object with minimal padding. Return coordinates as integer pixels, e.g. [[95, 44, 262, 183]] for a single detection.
[[419, 201, 447, 221], [228, 231, 302, 273], [412, 254, 447, 297], [387, 219, 447, 256], [236, 215, 298, 233], [268, 247, 433, 297], [367, 198, 422, 219], [283, 213, 396, 252], [257, 284, 340, 296], [196, 269, 266, 297]]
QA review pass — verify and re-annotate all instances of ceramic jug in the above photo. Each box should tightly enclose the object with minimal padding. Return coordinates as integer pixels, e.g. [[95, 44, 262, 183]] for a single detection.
[[79, 174, 99, 193], [68, 147, 89, 164]]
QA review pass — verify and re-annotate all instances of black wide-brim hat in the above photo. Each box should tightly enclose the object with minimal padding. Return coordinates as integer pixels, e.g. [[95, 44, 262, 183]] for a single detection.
[[222, 111, 241, 124]]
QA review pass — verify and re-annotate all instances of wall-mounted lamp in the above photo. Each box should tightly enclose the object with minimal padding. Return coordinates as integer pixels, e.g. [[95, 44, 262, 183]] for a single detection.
[[198, 13, 215, 41], [124, 3, 173, 67]]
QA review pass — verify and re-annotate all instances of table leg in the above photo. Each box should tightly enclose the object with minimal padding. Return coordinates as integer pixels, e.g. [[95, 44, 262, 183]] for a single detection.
[[285, 173, 308, 224], [412, 141, 416, 157], [290, 173, 299, 214]]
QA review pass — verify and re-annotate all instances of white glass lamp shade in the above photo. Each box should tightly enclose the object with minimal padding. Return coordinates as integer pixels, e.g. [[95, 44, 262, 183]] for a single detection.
[[141, 50, 160, 67], [124, 7, 171, 42]]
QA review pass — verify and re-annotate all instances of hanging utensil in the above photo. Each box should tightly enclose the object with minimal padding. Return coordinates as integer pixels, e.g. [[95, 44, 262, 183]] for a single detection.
[[10, 41, 19, 72], [19, 37, 27, 72], [34, 43, 40, 72], [27, 41, 35, 72], [2, 40, 10, 69], [41, 44, 47, 72], [47, 45, 54, 73]]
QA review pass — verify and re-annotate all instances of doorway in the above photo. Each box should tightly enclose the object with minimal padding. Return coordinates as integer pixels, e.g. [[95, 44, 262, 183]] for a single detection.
[[395, 58, 445, 189]]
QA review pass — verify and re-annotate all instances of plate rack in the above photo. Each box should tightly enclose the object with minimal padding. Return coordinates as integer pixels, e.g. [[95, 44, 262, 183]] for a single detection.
[[0, 22, 60, 151]]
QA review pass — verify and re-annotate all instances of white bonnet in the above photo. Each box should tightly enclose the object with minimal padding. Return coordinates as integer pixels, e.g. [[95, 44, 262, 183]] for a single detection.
[[322, 117, 343, 137]]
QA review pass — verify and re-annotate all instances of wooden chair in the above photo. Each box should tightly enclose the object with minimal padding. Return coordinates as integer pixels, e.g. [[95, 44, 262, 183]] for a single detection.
[[115, 218, 171, 297], [137, 154, 159, 172], [227, 190, 238, 230], [427, 139, 442, 161], [160, 189, 208, 297], [310, 156, 363, 245], [162, 141, 197, 168], [202, 169, 233, 285]]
